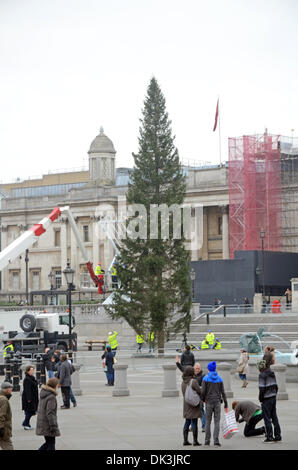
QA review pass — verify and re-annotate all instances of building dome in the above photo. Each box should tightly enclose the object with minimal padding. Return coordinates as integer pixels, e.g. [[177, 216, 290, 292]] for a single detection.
[[88, 127, 116, 154]]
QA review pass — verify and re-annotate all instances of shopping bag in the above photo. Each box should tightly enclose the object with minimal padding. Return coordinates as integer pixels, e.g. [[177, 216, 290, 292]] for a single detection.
[[222, 411, 239, 439]]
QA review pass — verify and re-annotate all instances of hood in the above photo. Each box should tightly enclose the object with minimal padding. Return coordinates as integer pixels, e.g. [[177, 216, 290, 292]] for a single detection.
[[40, 385, 58, 398], [203, 371, 223, 383], [182, 376, 193, 385], [183, 350, 193, 357]]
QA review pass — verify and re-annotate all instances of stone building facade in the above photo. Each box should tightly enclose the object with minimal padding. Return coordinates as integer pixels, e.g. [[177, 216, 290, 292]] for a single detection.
[[0, 128, 229, 294]]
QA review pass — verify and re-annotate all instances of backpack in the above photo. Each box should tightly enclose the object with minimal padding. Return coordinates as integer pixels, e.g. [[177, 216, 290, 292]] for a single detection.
[[185, 379, 201, 407]]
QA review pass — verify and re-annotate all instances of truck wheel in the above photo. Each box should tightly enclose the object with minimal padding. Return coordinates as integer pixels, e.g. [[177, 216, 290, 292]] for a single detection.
[[20, 314, 36, 332], [57, 343, 67, 351]]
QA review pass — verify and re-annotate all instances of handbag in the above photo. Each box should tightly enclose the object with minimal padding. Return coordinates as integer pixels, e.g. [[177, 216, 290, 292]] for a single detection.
[[222, 411, 239, 439], [185, 379, 201, 407]]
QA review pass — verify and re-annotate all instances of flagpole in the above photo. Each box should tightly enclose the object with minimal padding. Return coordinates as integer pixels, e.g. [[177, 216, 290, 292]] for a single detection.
[[218, 97, 222, 165]]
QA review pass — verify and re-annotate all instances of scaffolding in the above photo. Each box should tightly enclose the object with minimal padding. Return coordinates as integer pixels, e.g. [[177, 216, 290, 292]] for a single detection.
[[228, 133, 283, 258]]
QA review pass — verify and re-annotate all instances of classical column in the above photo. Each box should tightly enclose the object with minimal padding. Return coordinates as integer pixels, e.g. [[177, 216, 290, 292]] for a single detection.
[[0, 226, 8, 290], [202, 208, 208, 260], [92, 216, 100, 268], [60, 218, 68, 287], [221, 205, 229, 260]]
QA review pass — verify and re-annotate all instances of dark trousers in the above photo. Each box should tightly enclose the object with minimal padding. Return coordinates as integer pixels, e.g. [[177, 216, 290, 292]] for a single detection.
[[38, 436, 56, 451], [244, 413, 264, 437], [262, 397, 281, 439], [205, 402, 221, 444], [183, 418, 198, 431], [22, 411, 35, 427], [61, 386, 70, 408]]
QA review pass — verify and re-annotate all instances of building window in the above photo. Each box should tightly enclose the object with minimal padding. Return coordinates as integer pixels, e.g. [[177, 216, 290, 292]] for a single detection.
[[32, 271, 40, 290], [54, 230, 61, 247], [83, 225, 89, 242], [11, 271, 20, 290], [55, 270, 62, 289]]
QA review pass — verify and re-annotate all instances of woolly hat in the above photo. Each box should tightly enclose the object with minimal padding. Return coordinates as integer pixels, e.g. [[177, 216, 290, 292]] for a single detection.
[[207, 361, 216, 372], [1, 382, 13, 390]]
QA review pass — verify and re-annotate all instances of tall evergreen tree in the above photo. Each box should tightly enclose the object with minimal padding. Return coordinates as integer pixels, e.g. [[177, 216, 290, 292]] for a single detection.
[[106, 77, 192, 353]]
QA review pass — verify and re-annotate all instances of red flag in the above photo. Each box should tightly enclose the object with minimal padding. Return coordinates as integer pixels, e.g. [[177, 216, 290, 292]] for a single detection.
[[213, 99, 219, 132]]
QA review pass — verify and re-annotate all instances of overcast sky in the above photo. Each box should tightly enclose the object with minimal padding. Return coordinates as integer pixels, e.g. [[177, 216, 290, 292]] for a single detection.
[[1, 0, 298, 183]]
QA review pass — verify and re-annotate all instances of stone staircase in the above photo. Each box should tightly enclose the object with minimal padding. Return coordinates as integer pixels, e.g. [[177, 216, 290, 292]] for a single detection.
[[166, 313, 298, 352]]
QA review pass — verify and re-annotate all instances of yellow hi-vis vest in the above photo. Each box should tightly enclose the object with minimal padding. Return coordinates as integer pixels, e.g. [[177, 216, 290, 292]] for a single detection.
[[3, 343, 14, 358], [136, 334, 145, 344], [108, 331, 118, 349], [95, 265, 104, 275], [201, 340, 209, 349], [111, 266, 117, 276], [214, 341, 221, 350], [205, 333, 215, 345], [148, 332, 154, 342]]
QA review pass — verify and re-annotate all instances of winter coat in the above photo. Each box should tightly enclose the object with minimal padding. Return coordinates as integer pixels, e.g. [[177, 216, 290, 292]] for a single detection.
[[237, 352, 249, 374], [105, 351, 114, 371], [43, 350, 54, 371], [180, 350, 195, 368], [234, 400, 261, 423], [0, 391, 12, 440], [57, 360, 74, 387], [181, 376, 202, 419], [22, 374, 39, 413], [258, 368, 278, 402], [36, 385, 60, 437], [200, 371, 228, 408]]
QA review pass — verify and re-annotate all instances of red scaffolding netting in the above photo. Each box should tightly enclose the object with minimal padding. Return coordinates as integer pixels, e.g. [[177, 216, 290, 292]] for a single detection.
[[228, 133, 282, 258]]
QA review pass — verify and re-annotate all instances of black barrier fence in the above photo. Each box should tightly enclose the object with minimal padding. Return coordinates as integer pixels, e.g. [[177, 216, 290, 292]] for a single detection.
[[2, 352, 48, 390]]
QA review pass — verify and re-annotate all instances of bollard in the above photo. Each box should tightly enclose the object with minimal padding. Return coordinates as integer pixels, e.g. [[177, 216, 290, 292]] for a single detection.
[[112, 364, 130, 397], [162, 364, 179, 397], [40, 355, 46, 385], [271, 363, 288, 400], [12, 357, 20, 392], [36, 355, 41, 385], [71, 364, 82, 396], [217, 362, 233, 398], [5, 355, 12, 383]]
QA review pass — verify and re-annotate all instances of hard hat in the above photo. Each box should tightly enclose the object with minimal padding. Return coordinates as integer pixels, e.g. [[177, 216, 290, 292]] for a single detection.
[[98, 262, 102, 265], [208, 329, 212, 332], [108, 331, 113, 335]]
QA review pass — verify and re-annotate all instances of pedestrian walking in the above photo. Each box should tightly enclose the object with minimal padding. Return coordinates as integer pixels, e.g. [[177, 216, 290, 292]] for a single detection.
[[57, 354, 74, 409], [232, 400, 265, 437], [200, 361, 228, 447], [43, 347, 55, 379], [105, 345, 115, 386], [258, 358, 282, 442], [181, 366, 202, 446], [0, 381, 14, 450], [36, 377, 60, 450], [21, 365, 39, 430], [237, 348, 249, 388]]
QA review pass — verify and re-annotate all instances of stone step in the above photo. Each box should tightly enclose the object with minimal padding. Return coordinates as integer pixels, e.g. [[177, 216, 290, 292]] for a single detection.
[[192, 315, 298, 325]]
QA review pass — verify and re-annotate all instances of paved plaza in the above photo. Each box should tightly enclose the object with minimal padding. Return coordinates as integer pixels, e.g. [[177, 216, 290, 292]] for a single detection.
[[5, 354, 298, 451]]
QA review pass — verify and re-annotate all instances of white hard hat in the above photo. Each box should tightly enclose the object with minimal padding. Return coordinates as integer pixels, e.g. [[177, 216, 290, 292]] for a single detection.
[[108, 331, 113, 335]]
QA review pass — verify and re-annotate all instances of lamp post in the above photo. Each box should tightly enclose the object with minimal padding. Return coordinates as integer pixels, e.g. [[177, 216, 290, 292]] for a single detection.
[[260, 228, 265, 299], [190, 268, 196, 302], [48, 271, 54, 305], [63, 262, 75, 351], [25, 249, 29, 305]]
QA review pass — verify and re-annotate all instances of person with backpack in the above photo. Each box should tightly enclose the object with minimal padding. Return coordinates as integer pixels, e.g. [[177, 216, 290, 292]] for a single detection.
[[181, 366, 202, 447], [200, 361, 228, 447]]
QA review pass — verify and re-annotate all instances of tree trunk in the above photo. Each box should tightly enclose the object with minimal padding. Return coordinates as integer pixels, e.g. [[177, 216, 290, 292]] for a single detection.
[[157, 328, 165, 357]]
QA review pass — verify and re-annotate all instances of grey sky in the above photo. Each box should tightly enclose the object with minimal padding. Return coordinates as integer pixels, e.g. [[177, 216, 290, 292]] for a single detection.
[[1, 0, 298, 182]]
